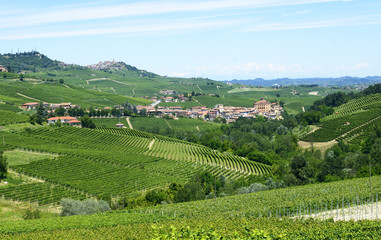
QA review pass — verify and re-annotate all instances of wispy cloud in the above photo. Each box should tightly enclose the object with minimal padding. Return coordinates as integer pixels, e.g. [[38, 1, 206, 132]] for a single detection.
[[0, 0, 341, 29], [0, 20, 238, 40], [243, 14, 381, 31], [282, 10, 312, 17]]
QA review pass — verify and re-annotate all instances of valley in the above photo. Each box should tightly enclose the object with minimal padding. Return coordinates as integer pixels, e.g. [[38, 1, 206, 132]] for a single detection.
[[0, 52, 380, 239]]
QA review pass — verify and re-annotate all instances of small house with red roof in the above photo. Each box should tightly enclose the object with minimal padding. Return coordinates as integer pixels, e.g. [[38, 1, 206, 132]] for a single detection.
[[21, 102, 40, 109], [47, 116, 81, 126]]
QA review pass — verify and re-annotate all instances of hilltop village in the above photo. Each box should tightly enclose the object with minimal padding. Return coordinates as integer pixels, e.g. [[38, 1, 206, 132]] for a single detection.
[[135, 98, 283, 123], [20, 98, 283, 125]]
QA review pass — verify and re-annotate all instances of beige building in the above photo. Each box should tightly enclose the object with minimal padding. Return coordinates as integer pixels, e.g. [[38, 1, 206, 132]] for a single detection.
[[254, 98, 271, 113]]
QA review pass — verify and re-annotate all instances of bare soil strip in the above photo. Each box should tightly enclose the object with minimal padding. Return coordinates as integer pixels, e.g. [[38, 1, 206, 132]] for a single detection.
[[295, 202, 381, 221], [86, 78, 133, 86], [148, 139, 155, 150], [164, 119, 172, 129], [126, 117, 133, 129], [16, 93, 40, 101]]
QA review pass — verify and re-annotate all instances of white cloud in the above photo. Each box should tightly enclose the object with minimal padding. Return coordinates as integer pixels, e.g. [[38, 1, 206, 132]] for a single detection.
[[354, 63, 369, 70], [339, 63, 369, 71], [167, 72, 191, 77], [0, 0, 341, 29]]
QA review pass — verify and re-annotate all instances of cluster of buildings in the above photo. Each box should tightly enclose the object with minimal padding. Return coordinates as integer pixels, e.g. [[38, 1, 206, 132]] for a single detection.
[[141, 94, 190, 103], [20, 98, 282, 126], [21, 102, 78, 110], [87, 60, 118, 70], [136, 98, 283, 123]]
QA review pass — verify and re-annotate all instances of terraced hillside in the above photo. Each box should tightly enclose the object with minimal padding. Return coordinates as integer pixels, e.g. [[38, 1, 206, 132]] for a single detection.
[[302, 93, 381, 143], [0, 126, 270, 205]]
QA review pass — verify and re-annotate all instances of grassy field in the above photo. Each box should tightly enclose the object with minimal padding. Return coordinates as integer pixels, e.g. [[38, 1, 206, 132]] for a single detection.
[[0, 199, 57, 222], [92, 118, 124, 128], [4, 150, 56, 166], [129, 117, 221, 134]]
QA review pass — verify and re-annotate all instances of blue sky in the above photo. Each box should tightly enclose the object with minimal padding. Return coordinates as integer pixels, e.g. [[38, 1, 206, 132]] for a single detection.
[[1, 0, 380, 80]]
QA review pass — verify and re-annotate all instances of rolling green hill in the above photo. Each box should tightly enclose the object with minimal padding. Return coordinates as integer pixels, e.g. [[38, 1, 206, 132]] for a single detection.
[[0, 81, 150, 108], [0, 125, 270, 205], [0, 51, 357, 116]]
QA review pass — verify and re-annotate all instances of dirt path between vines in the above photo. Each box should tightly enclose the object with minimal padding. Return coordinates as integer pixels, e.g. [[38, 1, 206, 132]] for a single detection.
[[16, 93, 40, 102], [148, 139, 155, 150], [164, 119, 172, 129], [126, 117, 133, 129]]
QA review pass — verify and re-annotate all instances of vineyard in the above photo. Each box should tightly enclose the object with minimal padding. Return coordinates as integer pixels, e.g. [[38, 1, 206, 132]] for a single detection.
[[0, 183, 87, 205], [0, 103, 21, 113], [302, 101, 381, 142], [322, 92, 381, 121], [0, 175, 380, 239], [0, 110, 29, 126], [0, 126, 270, 205]]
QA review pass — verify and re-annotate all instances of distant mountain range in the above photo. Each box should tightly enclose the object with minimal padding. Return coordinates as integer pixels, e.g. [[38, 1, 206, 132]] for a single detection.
[[224, 76, 381, 87]]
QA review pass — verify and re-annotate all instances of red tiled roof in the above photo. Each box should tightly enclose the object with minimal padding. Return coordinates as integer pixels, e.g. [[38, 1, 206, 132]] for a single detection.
[[47, 116, 77, 121], [22, 102, 39, 106], [68, 120, 81, 123], [256, 100, 269, 103]]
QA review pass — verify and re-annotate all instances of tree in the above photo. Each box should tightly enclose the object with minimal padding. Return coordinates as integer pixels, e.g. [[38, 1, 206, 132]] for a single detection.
[[55, 107, 66, 116], [80, 115, 96, 129], [290, 154, 313, 185], [140, 108, 147, 116], [0, 151, 8, 182], [34, 103, 47, 125], [55, 118, 62, 127]]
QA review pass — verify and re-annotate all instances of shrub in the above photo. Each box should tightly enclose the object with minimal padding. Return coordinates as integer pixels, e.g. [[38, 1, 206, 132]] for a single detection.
[[60, 198, 111, 217], [23, 208, 41, 220], [237, 183, 268, 194]]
